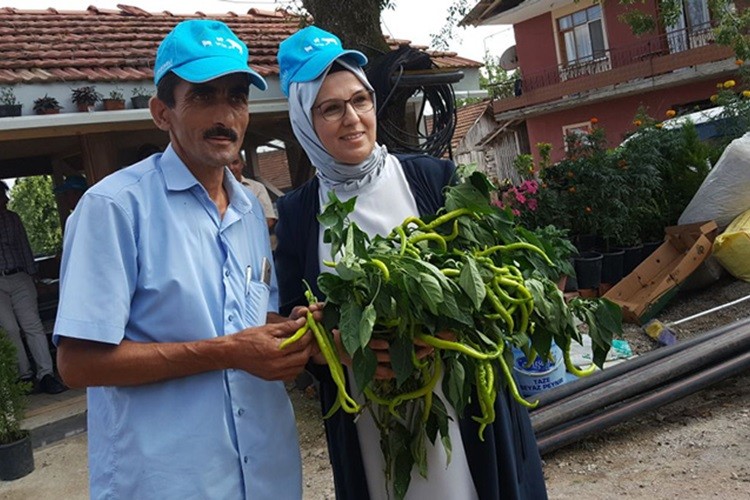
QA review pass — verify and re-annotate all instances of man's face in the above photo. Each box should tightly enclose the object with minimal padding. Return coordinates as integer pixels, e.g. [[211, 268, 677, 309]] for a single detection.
[[153, 73, 250, 174], [228, 156, 244, 182]]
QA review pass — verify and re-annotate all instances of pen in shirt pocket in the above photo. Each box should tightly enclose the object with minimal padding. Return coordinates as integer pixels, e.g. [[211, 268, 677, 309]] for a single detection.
[[245, 265, 252, 296]]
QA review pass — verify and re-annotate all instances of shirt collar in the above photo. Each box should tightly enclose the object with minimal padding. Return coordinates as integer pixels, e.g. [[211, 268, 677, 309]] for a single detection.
[[157, 144, 252, 216]]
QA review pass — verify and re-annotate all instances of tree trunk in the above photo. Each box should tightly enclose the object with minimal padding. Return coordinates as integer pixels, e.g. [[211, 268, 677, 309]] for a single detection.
[[301, 0, 390, 60]]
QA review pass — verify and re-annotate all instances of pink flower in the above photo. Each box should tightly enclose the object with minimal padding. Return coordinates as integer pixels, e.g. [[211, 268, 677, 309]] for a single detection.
[[512, 208, 520, 216], [526, 198, 538, 211], [514, 191, 527, 204]]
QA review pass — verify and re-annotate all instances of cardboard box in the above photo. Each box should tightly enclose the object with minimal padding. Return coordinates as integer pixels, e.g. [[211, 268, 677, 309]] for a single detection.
[[602, 221, 718, 324]]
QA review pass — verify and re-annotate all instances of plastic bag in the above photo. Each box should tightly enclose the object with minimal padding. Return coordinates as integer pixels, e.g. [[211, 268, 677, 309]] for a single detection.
[[713, 208, 750, 281], [679, 132, 750, 229]]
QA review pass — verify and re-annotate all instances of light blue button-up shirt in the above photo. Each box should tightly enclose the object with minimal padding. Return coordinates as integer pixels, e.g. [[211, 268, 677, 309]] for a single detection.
[[53, 145, 302, 499]]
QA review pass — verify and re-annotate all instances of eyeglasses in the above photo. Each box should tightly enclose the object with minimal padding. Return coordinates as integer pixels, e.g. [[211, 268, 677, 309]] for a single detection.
[[313, 90, 375, 122]]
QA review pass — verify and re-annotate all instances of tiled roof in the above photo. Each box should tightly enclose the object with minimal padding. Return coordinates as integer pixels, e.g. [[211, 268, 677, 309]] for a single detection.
[[427, 99, 491, 157], [0, 5, 481, 85], [258, 149, 291, 191], [451, 100, 491, 152]]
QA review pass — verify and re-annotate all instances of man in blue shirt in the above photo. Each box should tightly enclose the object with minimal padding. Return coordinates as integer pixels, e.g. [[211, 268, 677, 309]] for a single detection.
[[53, 20, 316, 499]]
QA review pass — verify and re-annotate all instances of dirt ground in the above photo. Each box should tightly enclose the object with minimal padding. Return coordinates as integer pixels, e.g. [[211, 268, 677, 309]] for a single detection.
[[2, 274, 749, 499]]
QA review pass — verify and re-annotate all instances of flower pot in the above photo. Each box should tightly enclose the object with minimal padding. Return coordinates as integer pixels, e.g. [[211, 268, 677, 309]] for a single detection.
[[0, 104, 22, 117], [642, 240, 662, 259], [36, 108, 60, 115], [76, 103, 95, 112], [573, 251, 603, 290], [600, 248, 625, 285], [103, 99, 125, 111], [131, 95, 150, 109], [0, 431, 35, 480], [617, 243, 644, 276]]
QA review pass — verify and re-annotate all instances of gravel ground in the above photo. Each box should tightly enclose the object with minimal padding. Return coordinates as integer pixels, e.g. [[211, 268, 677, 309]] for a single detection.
[[2, 274, 748, 499]]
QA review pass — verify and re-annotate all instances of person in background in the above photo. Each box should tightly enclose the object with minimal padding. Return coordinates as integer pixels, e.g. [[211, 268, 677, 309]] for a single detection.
[[53, 174, 88, 225], [228, 149, 278, 229], [53, 20, 316, 499], [0, 181, 67, 394], [274, 26, 547, 499]]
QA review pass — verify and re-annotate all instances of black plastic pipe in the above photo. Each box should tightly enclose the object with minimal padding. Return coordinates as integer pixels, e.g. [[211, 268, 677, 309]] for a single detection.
[[536, 349, 750, 455], [532, 317, 750, 409], [531, 321, 750, 433]]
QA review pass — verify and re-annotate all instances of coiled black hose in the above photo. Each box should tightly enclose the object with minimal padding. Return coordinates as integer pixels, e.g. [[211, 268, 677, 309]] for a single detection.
[[366, 46, 457, 159]]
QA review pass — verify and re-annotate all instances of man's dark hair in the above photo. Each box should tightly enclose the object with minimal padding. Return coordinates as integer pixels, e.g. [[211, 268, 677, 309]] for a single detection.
[[157, 72, 252, 108], [0, 181, 9, 193], [156, 72, 180, 108]]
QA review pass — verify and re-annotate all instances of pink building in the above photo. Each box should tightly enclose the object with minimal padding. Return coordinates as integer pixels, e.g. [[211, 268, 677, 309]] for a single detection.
[[463, 0, 739, 165]]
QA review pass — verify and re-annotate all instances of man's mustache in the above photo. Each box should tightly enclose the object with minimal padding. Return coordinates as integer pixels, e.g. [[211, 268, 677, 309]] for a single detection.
[[204, 127, 238, 142]]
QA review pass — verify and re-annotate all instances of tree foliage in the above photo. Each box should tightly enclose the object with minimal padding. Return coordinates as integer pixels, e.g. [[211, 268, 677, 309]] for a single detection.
[[8, 176, 61, 256]]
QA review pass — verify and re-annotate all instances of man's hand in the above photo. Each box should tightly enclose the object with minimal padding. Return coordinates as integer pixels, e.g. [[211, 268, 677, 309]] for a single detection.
[[229, 318, 315, 381]]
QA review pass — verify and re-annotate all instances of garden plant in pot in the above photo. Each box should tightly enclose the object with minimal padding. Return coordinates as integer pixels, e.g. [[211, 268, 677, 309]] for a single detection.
[[131, 86, 152, 109], [0, 86, 22, 117], [71, 85, 102, 112], [0, 331, 35, 480], [103, 88, 126, 111], [33, 94, 62, 115]]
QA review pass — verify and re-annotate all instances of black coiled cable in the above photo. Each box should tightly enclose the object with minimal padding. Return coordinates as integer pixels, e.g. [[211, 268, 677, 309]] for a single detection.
[[366, 46, 457, 159]]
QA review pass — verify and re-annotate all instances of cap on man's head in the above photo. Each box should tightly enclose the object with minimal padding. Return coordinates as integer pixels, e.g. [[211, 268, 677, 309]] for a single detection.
[[277, 25, 367, 97], [53, 175, 88, 194], [154, 20, 267, 90]]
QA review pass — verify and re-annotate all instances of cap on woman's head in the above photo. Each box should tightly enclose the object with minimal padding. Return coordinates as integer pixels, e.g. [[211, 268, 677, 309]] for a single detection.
[[277, 25, 368, 97], [154, 19, 267, 90]]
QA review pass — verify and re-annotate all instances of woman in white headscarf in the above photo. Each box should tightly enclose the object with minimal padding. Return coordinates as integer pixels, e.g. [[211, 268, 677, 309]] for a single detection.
[[274, 26, 547, 500]]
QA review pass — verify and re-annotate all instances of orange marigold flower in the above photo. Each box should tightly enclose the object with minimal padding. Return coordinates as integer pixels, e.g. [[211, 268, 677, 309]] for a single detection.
[[717, 82, 725, 89], [743, 90, 750, 98], [725, 80, 736, 88], [585, 206, 592, 214], [590, 117, 599, 124], [655, 123, 663, 129], [736, 59, 744, 66], [666, 109, 676, 118], [568, 186, 576, 193], [710, 94, 718, 103], [633, 119, 642, 127]]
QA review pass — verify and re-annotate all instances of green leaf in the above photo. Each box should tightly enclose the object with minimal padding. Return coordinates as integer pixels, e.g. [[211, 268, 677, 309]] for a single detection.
[[359, 303, 376, 350], [418, 272, 443, 315], [340, 302, 363, 356], [458, 256, 486, 310], [389, 335, 415, 387], [444, 356, 466, 414], [352, 347, 377, 394]]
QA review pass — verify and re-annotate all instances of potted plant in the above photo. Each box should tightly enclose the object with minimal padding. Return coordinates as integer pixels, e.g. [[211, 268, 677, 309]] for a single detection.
[[0, 86, 22, 117], [131, 86, 151, 109], [103, 88, 125, 111], [0, 331, 35, 480], [71, 85, 102, 112], [32, 94, 62, 115]]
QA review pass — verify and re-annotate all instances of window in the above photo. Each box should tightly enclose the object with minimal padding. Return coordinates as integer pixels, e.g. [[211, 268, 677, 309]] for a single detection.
[[558, 5, 606, 66], [562, 122, 593, 151]]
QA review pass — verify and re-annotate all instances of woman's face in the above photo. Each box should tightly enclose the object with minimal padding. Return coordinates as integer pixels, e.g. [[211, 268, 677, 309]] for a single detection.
[[312, 70, 377, 165]]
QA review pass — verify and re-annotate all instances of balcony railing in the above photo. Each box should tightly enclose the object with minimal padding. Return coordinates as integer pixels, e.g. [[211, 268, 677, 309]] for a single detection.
[[520, 22, 716, 94]]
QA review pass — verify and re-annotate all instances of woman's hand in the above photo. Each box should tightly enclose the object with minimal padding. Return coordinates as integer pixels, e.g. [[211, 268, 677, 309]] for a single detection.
[[315, 331, 445, 380]]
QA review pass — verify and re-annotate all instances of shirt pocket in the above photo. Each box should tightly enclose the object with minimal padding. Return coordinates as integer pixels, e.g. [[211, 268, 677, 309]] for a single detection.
[[244, 280, 270, 326]]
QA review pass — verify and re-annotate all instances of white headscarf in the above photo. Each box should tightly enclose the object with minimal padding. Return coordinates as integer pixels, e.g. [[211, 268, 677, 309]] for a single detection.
[[287, 57, 389, 191]]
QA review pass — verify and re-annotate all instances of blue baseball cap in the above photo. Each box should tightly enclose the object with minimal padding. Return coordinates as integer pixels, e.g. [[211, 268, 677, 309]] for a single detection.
[[277, 26, 367, 97], [154, 20, 267, 90], [53, 175, 88, 194]]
